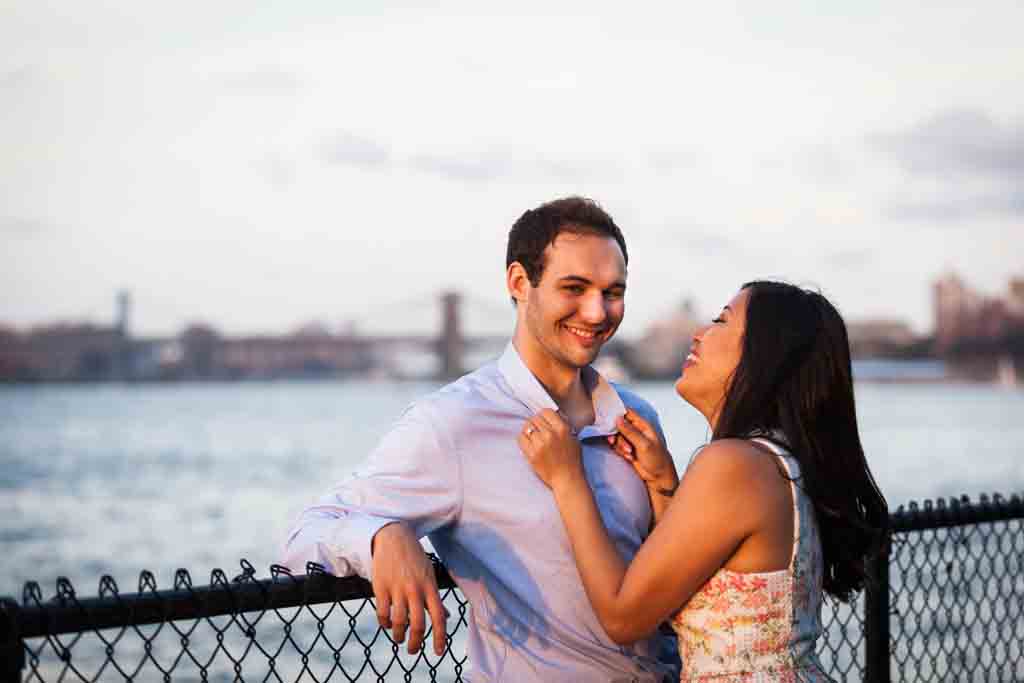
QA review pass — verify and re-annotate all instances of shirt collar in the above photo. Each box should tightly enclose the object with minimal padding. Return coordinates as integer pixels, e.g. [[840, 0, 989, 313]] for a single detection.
[[497, 341, 626, 438]]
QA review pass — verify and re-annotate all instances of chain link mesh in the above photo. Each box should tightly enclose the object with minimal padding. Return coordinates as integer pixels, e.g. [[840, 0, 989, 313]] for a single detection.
[[889, 515, 1023, 682], [11, 562, 471, 683], [2, 495, 1021, 682]]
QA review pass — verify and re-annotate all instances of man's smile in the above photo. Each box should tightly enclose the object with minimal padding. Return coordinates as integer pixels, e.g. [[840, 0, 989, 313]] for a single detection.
[[564, 324, 598, 339], [562, 323, 609, 347]]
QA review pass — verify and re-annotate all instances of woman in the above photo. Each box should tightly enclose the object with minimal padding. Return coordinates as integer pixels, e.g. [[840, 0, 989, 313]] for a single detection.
[[519, 281, 888, 682]]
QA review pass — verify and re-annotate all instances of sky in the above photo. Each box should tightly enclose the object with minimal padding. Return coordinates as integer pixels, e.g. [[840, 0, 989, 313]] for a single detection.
[[2, 1, 1022, 339]]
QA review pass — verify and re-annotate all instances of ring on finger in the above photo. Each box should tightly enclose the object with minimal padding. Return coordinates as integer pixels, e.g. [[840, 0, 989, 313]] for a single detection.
[[525, 425, 536, 435]]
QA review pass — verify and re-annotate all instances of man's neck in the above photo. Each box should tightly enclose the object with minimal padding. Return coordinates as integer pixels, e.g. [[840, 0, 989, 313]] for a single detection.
[[511, 334, 594, 425]]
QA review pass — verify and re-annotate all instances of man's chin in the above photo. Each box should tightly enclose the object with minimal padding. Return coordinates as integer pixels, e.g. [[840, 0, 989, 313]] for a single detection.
[[564, 344, 603, 369]]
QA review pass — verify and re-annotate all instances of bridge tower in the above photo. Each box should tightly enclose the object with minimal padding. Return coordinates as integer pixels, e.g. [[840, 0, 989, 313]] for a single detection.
[[115, 289, 133, 380], [440, 290, 463, 379]]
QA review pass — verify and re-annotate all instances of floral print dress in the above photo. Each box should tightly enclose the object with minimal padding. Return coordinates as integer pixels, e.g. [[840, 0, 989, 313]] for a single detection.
[[670, 439, 834, 682]]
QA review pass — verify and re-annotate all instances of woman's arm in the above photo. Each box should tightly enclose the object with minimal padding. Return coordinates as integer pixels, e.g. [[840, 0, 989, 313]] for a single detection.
[[520, 411, 765, 644]]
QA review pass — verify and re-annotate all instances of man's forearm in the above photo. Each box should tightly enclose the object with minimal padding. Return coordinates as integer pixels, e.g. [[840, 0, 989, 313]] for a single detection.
[[282, 507, 397, 578], [282, 402, 459, 580]]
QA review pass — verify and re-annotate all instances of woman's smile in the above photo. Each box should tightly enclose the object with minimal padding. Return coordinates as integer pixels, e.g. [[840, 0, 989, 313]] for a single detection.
[[684, 342, 701, 369]]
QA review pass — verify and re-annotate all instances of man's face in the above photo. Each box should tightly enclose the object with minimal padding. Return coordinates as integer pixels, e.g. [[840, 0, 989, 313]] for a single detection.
[[520, 231, 626, 371]]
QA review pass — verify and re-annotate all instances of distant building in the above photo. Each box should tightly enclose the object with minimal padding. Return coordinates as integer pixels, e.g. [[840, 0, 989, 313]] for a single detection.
[[627, 298, 700, 378], [934, 273, 984, 352], [846, 319, 919, 358], [0, 323, 123, 381], [1008, 278, 1024, 318], [0, 290, 136, 382], [931, 272, 1024, 382], [116, 290, 132, 337], [214, 330, 373, 379], [933, 272, 1024, 353]]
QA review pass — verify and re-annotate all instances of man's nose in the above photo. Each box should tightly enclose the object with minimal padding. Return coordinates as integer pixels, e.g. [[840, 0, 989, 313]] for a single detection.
[[579, 292, 608, 325]]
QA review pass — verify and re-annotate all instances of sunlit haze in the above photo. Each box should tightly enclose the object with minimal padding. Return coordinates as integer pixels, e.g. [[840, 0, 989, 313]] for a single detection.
[[3, 1, 1022, 338]]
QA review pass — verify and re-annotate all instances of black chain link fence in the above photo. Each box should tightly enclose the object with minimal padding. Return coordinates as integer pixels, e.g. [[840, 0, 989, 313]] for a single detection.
[[2, 493, 1022, 682], [886, 495, 1024, 683]]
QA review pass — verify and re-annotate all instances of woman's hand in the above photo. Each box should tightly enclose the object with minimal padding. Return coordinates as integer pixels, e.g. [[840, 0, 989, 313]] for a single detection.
[[518, 409, 585, 490], [607, 409, 679, 494]]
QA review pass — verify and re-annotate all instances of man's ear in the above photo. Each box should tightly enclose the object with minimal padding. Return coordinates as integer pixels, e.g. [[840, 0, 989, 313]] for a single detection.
[[507, 262, 531, 305]]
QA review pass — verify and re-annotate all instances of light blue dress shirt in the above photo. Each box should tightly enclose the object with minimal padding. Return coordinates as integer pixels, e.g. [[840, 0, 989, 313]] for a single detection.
[[283, 342, 676, 682]]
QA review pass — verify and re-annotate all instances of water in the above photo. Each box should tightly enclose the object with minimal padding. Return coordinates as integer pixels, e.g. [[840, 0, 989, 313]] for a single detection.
[[1, 377, 1022, 600]]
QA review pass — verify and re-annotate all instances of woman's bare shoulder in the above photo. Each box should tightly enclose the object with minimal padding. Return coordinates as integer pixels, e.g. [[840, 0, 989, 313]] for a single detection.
[[690, 438, 772, 465], [687, 439, 784, 485]]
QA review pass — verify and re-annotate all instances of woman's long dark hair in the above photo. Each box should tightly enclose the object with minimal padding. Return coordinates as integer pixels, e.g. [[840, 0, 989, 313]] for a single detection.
[[712, 280, 888, 602]]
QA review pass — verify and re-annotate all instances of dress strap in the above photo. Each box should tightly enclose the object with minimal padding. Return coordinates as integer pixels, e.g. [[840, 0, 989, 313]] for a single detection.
[[749, 437, 801, 568]]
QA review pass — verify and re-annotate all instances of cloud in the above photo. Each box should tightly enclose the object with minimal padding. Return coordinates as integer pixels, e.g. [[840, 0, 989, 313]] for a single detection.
[[532, 159, 597, 182], [826, 247, 876, 269], [318, 132, 616, 183], [0, 65, 36, 89], [0, 216, 49, 237], [409, 152, 613, 184], [681, 234, 736, 254], [319, 132, 392, 169], [652, 225, 737, 255], [409, 153, 506, 182], [648, 149, 701, 175], [795, 144, 850, 184], [220, 68, 304, 94], [254, 153, 295, 189], [884, 192, 1024, 222], [870, 109, 1024, 180]]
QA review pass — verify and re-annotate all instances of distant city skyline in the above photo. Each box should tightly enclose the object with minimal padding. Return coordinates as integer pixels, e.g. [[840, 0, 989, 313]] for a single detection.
[[3, 2, 1022, 338], [6, 268, 1021, 384], [6, 269, 1022, 346]]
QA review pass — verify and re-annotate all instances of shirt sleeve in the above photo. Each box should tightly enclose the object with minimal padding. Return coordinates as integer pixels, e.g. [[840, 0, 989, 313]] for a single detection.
[[280, 400, 462, 581]]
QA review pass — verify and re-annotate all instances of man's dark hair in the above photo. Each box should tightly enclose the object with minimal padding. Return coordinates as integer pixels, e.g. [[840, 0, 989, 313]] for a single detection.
[[506, 197, 628, 290], [712, 280, 889, 603]]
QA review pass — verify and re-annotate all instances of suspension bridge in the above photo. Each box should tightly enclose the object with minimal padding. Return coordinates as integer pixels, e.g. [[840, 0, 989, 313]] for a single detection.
[[342, 290, 513, 380]]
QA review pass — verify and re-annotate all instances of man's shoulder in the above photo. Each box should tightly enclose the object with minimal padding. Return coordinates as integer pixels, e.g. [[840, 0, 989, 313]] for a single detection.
[[404, 360, 503, 427]]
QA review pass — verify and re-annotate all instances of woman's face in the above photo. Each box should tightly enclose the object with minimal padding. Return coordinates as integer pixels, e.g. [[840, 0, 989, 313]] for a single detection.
[[675, 288, 749, 424]]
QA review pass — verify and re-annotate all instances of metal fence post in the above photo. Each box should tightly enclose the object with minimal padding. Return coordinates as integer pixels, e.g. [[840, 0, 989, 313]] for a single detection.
[[863, 532, 892, 683], [1, 598, 24, 683]]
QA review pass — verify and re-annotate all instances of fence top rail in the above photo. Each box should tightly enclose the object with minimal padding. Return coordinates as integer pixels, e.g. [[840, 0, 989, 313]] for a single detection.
[[2, 560, 457, 641], [2, 492, 1021, 642], [891, 492, 1023, 532]]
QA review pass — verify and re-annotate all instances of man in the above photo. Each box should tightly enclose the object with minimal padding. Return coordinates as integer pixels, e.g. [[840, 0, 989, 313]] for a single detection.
[[282, 197, 677, 681]]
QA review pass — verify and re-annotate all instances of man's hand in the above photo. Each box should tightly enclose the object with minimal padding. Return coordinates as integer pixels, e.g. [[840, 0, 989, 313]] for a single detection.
[[370, 522, 448, 656]]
